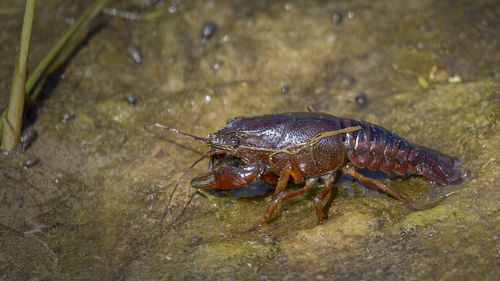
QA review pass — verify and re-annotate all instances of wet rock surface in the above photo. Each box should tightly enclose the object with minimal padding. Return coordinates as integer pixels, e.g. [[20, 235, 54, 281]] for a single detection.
[[0, 0, 499, 280]]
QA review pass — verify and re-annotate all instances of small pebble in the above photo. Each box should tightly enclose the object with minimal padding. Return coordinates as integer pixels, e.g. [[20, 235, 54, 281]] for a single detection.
[[204, 95, 211, 103], [332, 11, 342, 25], [259, 234, 278, 245], [128, 45, 143, 64], [189, 236, 202, 247], [125, 93, 137, 105], [24, 157, 39, 168], [400, 225, 415, 237], [20, 127, 37, 152], [62, 113, 76, 123], [201, 22, 217, 43], [354, 92, 367, 108], [281, 85, 290, 94]]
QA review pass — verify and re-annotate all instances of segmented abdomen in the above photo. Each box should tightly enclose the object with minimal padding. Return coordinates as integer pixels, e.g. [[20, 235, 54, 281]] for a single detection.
[[339, 119, 463, 185]]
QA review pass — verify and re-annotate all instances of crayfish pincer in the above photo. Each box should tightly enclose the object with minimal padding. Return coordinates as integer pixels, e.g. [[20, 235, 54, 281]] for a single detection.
[[156, 112, 464, 230]]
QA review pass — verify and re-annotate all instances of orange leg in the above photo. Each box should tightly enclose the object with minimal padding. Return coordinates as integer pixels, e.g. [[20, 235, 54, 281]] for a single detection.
[[342, 164, 416, 210], [249, 177, 318, 231], [313, 173, 335, 224], [272, 166, 292, 197]]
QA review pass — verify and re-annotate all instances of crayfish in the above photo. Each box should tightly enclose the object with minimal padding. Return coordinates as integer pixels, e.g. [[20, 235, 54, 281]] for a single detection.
[[154, 112, 464, 230]]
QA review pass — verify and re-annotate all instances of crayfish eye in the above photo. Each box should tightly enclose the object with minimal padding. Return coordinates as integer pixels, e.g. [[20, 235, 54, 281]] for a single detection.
[[230, 135, 240, 147]]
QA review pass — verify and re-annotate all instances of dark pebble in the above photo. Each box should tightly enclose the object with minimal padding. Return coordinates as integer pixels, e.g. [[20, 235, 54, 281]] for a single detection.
[[201, 22, 216, 43], [354, 92, 367, 107], [128, 45, 143, 64], [332, 11, 342, 25], [62, 113, 76, 123], [24, 157, 39, 168], [125, 93, 137, 105], [281, 85, 290, 94], [19, 127, 37, 152]]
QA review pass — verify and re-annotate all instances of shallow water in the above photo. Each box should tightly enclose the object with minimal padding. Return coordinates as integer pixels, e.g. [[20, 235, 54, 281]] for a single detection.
[[1, 0, 499, 280]]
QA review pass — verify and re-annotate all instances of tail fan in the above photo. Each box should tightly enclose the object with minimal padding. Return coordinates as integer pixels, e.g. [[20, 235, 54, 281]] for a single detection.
[[416, 148, 464, 185]]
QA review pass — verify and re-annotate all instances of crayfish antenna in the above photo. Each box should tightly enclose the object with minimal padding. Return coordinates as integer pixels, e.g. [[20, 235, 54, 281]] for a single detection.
[[166, 150, 215, 218], [144, 123, 210, 144], [145, 123, 214, 227]]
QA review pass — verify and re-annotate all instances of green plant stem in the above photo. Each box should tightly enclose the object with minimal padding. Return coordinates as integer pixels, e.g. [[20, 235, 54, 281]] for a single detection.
[[0, 0, 110, 146], [1, 0, 35, 151], [25, 0, 109, 95]]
